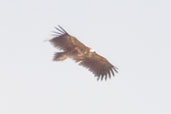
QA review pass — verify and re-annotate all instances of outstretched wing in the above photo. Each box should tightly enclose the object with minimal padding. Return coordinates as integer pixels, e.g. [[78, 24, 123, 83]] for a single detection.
[[79, 52, 118, 81], [50, 26, 87, 52]]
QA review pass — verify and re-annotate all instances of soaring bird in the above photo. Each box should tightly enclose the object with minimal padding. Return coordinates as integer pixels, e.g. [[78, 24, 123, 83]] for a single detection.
[[49, 26, 118, 80]]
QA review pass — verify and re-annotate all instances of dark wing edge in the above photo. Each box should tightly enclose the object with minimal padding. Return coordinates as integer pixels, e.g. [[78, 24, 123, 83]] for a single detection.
[[79, 53, 118, 81], [52, 25, 68, 35], [50, 26, 74, 51]]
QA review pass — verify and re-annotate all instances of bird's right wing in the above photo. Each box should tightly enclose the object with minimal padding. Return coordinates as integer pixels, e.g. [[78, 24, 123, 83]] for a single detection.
[[79, 52, 118, 81]]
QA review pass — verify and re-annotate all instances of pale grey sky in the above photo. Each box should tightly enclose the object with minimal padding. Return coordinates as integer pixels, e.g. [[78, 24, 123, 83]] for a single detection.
[[0, 0, 171, 114]]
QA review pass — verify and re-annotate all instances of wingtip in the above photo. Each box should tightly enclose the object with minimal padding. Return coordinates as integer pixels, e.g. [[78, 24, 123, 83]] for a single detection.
[[53, 25, 69, 35], [95, 66, 118, 81], [57, 25, 68, 34], [113, 66, 118, 73]]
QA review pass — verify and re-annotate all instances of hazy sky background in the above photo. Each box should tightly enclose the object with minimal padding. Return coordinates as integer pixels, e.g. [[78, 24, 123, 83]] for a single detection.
[[0, 0, 171, 114]]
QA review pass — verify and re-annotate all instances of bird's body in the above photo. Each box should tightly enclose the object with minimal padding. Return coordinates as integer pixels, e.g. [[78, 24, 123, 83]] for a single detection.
[[50, 26, 118, 80]]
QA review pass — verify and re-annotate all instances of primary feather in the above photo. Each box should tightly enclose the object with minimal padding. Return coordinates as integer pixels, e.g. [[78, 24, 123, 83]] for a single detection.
[[50, 25, 118, 81]]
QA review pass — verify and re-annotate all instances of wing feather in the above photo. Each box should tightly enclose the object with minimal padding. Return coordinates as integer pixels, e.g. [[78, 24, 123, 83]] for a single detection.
[[79, 52, 118, 80], [50, 26, 87, 52], [50, 34, 74, 51]]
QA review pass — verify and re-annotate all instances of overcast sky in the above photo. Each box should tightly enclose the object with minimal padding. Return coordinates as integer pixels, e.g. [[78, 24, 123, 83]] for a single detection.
[[0, 0, 171, 114]]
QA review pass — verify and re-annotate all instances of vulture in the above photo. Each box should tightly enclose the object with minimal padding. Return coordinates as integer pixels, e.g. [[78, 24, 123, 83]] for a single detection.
[[49, 26, 118, 81]]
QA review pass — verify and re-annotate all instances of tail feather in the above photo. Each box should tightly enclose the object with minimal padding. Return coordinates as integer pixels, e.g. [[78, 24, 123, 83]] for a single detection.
[[53, 52, 68, 61]]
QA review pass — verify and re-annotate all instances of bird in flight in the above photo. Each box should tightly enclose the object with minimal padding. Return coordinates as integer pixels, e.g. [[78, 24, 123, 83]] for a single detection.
[[49, 26, 118, 81]]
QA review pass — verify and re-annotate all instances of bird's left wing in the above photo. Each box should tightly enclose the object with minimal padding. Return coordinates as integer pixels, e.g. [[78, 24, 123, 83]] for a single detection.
[[79, 52, 118, 81], [50, 26, 75, 51], [50, 26, 87, 52]]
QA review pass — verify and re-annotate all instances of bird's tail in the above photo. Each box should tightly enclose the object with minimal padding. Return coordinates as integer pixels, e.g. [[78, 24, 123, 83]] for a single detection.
[[53, 52, 68, 61]]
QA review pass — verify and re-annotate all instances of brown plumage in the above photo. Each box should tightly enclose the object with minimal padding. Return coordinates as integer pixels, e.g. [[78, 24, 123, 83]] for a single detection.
[[50, 26, 118, 81]]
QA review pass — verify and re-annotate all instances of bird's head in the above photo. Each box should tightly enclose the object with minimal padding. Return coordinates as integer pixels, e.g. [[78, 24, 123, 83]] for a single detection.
[[89, 48, 95, 52]]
